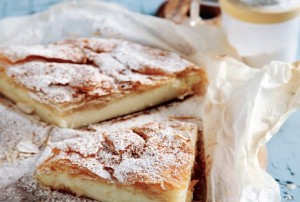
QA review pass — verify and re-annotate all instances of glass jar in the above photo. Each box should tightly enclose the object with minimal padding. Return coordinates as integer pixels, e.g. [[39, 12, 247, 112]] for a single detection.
[[220, 0, 300, 67]]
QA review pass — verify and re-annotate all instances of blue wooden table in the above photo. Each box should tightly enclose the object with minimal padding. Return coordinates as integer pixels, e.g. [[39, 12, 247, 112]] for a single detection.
[[267, 111, 300, 201], [0, 0, 300, 201], [0, 0, 164, 17]]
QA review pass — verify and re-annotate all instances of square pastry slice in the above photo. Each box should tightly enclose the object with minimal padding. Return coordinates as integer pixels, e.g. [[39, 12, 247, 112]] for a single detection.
[[0, 38, 207, 128], [36, 121, 198, 202]]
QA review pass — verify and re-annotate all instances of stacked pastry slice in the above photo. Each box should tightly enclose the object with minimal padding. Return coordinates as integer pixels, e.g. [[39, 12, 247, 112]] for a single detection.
[[36, 121, 198, 202], [0, 38, 207, 128]]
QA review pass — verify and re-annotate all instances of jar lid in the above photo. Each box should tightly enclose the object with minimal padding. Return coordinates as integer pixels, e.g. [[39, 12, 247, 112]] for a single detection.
[[220, 0, 300, 24]]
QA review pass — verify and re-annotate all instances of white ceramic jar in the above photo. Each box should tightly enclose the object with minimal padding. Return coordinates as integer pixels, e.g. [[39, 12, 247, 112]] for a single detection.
[[220, 0, 300, 67]]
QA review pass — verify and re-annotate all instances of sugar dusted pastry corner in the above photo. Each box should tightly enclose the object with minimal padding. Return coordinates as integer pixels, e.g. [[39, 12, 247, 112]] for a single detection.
[[0, 38, 207, 128], [36, 121, 198, 202]]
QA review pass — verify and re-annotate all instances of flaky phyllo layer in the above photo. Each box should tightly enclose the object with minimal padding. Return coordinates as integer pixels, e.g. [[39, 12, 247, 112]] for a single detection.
[[36, 121, 198, 202], [0, 38, 206, 128]]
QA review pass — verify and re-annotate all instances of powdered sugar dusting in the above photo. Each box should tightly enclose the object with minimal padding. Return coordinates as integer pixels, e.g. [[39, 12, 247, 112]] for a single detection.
[[58, 38, 122, 53], [8, 62, 115, 104], [105, 130, 145, 154], [89, 53, 156, 85], [53, 152, 112, 181], [0, 95, 51, 161], [38, 121, 197, 189], [0, 43, 85, 63], [0, 174, 96, 201], [0, 95, 52, 186], [0, 156, 38, 187], [110, 41, 194, 74], [2, 38, 200, 106]]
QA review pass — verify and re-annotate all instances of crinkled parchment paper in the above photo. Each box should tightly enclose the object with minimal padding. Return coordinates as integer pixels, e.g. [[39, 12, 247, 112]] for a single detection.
[[1, 1, 300, 201], [199, 56, 300, 202]]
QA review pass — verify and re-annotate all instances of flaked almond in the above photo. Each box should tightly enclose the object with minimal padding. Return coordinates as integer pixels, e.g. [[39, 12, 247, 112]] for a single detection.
[[16, 141, 39, 154], [18, 152, 35, 159], [17, 102, 34, 114], [175, 133, 189, 140]]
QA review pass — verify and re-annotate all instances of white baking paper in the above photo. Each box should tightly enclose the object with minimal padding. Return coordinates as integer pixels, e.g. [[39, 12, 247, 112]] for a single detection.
[[0, 0, 300, 201], [199, 56, 300, 202]]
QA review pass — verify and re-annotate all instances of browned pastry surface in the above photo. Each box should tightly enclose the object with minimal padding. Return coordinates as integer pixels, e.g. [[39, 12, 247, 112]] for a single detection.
[[0, 38, 206, 128], [0, 38, 204, 109], [36, 121, 198, 201]]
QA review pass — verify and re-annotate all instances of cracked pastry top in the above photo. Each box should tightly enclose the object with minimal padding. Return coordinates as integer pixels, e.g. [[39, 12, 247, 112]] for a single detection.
[[0, 38, 207, 128], [36, 121, 198, 202]]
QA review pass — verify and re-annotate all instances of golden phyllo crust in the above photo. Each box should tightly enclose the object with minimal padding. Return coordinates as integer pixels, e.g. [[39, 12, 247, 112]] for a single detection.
[[36, 121, 198, 202], [0, 38, 206, 128]]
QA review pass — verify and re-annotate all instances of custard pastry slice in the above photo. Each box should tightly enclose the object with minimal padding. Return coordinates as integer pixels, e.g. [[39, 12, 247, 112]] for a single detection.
[[0, 38, 207, 128], [36, 121, 198, 202]]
